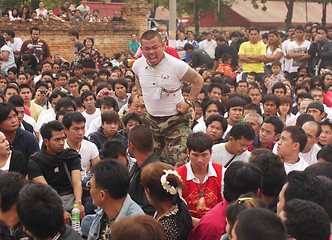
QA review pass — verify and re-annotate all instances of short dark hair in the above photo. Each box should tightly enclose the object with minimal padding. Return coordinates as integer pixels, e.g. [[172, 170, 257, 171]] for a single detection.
[[202, 98, 224, 118], [5, 29, 15, 38], [34, 80, 49, 91], [112, 78, 128, 90], [272, 82, 286, 95], [69, 30, 80, 39], [40, 120, 64, 140], [100, 96, 118, 111], [296, 113, 315, 127], [305, 162, 332, 179], [83, 37, 94, 47], [183, 43, 194, 50], [0, 103, 18, 124], [316, 144, 332, 163], [140, 30, 162, 43], [62, 111, 86, 130], [17, 183, 66, 239], [249, 27, 260, 34], [128, 125, 153, 153], [205, 114, 228, 133], [243, 103, 262, 115], [68, 77, 80, 85], [284, 199, 330, 240], [285, 171, 331, 220], [226, 97, 246, 112], [283, 126, 308, 152], [30, 26, 40, 34], [0, 172, 26, 212], [49, 90, 66, 104], [123, 112, 142, 127], [8, 94, 24, 108], [250, 152, 286, 197], [81, 90, 96, 102], [208, 83, 222, 93], [54, 97, 77, 113], [223, 161, 262, 202], [229, 122, 255, 141], [262, 94, 281, 108], [263, 115, 284, 135], [78, 81, 93, 93], [91, 159, 130, 199], [296, 24, 305, 31], [186, 132, 213, 153], [101, 111, 120, 124], [235, 208, 287, 240], [102, 140, 126, 159]]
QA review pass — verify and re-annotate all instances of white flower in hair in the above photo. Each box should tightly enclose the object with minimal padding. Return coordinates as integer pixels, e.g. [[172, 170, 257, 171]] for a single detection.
[[160, 169, 182, 195]]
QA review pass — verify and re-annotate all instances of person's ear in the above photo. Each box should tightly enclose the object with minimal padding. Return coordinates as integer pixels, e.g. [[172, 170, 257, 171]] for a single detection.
[[274, 133, 280, 141], [43, 138, 49, 147]]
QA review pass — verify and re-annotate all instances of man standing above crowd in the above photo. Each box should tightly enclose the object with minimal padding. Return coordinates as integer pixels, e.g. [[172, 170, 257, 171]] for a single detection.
[[4, 30, 23, 60], [20, 26, 51, 67], [309, 26, 332, 72], [199, 32, 217, 60], [69, 30, 84, 63], [238, 27, 266, 81], [128, 33, 140, 58], [287, 25, 311, 80], [77, 0, 90, 17], [132, 30, 203, 167]]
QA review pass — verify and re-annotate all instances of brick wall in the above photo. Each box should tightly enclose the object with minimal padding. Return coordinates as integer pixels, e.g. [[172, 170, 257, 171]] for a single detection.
[[0, 0, 150, 63]]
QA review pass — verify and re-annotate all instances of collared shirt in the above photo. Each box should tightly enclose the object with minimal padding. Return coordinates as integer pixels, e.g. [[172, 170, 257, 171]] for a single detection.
[[0, 220, 14, 240], [87, 194, 144, 240], [186, 161, 217, 184]]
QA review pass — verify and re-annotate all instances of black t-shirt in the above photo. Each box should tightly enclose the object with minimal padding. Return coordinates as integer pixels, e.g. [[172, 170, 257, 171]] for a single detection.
[[214, 43, 233, 62], [28, 153, 81, 196]]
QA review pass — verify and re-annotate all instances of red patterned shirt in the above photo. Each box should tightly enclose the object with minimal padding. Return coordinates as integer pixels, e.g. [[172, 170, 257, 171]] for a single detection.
[[176, 162, 223, 219]]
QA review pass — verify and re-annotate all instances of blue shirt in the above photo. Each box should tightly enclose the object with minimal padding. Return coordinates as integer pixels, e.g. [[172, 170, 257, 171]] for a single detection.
[[128, 41, 140, 57], [11, 127, 40, 173], [87, 194, 144, 240]]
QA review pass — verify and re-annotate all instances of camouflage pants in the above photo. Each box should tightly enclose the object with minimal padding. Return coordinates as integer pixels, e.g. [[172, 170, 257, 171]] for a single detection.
[[142, 111, 192, 168]]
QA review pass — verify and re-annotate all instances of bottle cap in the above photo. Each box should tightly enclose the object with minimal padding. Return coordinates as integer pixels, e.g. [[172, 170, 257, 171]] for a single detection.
[[74, 204, 78, 208]]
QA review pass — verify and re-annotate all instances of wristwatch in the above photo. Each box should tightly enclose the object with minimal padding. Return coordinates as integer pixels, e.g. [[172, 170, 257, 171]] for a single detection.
[[185, 99, 194, 108]]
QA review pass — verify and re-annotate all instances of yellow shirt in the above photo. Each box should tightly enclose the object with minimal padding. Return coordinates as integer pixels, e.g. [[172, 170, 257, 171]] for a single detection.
[[238, 41, 266, 73], [29, 102, 44, 122]]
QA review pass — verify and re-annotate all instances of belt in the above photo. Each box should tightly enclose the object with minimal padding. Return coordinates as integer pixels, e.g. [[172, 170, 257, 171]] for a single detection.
[[150, 114, 174, 122], [160, 86, 182, 97]]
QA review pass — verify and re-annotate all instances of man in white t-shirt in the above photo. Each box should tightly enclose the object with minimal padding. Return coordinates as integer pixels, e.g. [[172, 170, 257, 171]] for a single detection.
[[132, 30, 204, 167], [4, 30, 23, 59], [176, 32, 187, 61], [211, 122, 255, 167], [199, 32, 217, 60], [282, 25, 295, 73], [81, 91, 101, 131], [62, 111, 100, 215], [276, 125, 309, 174], [299, 121, 321, 165], [63, 111, 100, 180], [287, 25, 311, 80]]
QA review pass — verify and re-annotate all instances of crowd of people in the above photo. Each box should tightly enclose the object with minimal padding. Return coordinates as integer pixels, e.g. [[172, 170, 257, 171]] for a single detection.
[[0, 5, 331, 240], [0, 1, 125, 23]]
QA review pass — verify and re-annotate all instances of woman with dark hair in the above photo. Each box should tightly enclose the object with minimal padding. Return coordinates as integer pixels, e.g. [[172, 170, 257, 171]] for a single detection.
[[309, 75, 324, 91], [10, 7, 21, 21], [0, 35, 16, 76], [78, 37, 103, 72], [20, 4, 32, 21], [141, 162, 193, 240], [322, 72, 332, 91], [0, 131, 25, 175], [264, 30, 283, 74], [111, 52, 126, 67]]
